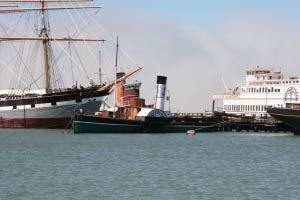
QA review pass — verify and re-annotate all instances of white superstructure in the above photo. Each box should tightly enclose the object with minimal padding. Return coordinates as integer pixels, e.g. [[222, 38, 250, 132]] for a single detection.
[[213, 66, 300, 117]]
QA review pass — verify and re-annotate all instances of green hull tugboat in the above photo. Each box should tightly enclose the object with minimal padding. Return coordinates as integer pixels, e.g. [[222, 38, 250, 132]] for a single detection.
[[73, 110, 221, 134], [73, 76, 222, 134]]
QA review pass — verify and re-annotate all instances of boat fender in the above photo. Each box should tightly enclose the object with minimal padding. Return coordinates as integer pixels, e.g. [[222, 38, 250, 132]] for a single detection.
[[186, 130, 196, 135]]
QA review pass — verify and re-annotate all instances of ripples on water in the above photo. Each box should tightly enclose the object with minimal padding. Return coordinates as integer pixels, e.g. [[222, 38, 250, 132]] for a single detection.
[[0, 129, 299, 200]]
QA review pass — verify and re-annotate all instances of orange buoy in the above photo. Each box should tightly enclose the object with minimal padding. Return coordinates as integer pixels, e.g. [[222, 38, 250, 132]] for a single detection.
[[186, 129, 196, 135]]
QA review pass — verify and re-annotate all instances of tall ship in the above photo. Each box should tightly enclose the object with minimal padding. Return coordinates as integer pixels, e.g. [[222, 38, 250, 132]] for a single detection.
[[213, 66, 300, 117], [0, 0, 139, 128]]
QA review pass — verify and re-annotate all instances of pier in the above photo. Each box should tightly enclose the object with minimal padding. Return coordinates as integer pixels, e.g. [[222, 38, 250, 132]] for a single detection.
[[218, 115, 294, 133], [174, 112, 294, 133]]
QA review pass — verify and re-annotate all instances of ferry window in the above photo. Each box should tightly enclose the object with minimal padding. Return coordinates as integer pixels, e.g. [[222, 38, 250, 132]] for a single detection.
[[297, 81, 299, 83], [271, 87, 274, 92], [278, 89, 280, 92], [13, 105, 17, 109]]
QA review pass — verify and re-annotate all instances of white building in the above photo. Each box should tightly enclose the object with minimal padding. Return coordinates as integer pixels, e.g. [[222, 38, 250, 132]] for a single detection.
[[212, 66, 300, 117]]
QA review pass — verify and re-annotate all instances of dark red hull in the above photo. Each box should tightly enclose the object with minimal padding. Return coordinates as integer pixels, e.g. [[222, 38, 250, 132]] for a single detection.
[[0, 118, 71, 129]]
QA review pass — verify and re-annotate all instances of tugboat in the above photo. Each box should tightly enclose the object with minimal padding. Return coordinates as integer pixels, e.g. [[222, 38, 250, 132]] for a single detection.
[[73, 76, 222, 133]]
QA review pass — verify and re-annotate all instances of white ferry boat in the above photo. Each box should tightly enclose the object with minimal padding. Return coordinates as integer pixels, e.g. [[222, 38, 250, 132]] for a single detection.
[[212, 66, 300, 117]]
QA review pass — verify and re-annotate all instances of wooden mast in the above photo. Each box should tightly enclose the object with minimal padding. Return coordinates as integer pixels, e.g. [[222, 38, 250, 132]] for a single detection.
[[41, 1, 50, 93], [0, 36, 104, 41], [0, 0, 92, 2], [0, 6, 102, 12]]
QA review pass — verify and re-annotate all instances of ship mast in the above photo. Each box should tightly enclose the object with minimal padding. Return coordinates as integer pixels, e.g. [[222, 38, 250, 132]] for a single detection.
[[41, 1, 50, 92], [0, 0, 105, 93], [113, 36, 119, 118]]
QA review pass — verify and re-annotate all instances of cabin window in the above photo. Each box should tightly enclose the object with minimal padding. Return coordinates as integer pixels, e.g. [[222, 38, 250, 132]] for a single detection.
[[31, 103, 35, 108], [76, 99, 82, 103], [51, 102, 56, 106], [13, 105, 17, 109]]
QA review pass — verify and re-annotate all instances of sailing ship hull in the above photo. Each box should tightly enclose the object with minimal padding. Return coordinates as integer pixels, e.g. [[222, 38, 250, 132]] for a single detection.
[[73, 114, 220, 133], [0, 90, 108, 129], [267, 107, 300, 135]]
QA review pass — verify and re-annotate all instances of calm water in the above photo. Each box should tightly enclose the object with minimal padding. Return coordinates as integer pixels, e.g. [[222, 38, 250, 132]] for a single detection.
[[0, 130, 300, 200]]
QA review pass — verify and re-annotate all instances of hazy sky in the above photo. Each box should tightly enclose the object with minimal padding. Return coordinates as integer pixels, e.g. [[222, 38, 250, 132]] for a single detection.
[[95, 0, 300, 112], [1, 1, 300, 112]]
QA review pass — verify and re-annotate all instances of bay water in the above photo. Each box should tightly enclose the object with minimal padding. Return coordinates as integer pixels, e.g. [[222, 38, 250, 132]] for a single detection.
[[0, 129, 299, 200]]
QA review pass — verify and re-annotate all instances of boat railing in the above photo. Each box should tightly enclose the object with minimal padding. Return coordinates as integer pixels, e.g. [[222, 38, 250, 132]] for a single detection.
[[172, 113, 212, 118]]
